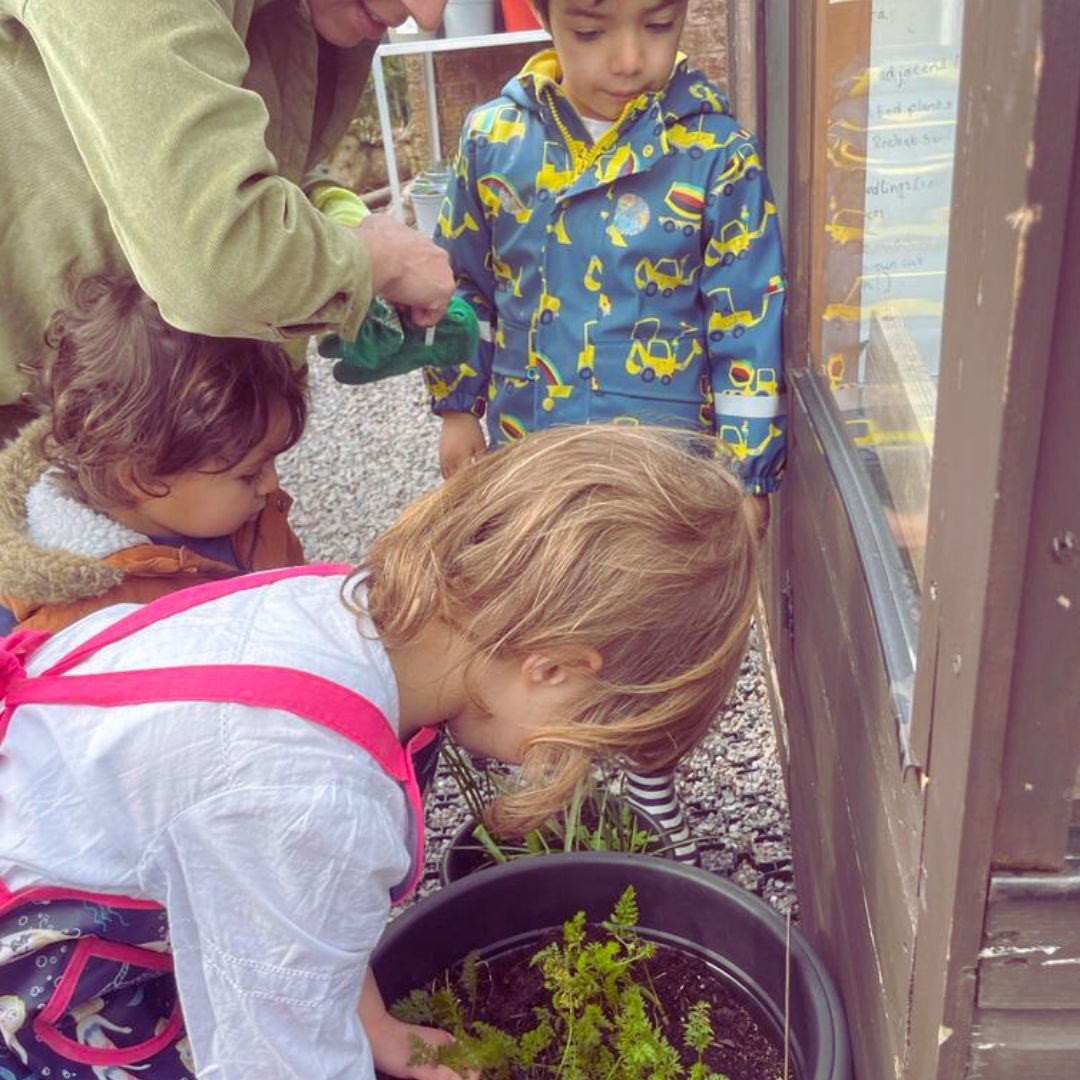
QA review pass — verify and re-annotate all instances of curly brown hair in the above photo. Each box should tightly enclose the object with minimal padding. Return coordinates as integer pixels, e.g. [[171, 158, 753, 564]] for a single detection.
[[26, 275, 307, 509]]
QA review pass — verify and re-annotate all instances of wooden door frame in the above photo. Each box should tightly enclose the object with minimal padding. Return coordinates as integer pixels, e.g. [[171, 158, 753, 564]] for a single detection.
[[773, 0, 1080, 1074], [907, 2, 1080, 1073]]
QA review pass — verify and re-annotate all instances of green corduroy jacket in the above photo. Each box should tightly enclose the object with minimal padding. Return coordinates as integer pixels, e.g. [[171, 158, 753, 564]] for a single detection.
[[0, 0, 376, 405]]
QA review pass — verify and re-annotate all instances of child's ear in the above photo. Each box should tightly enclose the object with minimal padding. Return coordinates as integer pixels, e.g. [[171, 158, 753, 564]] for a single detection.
[[113, 462, 149, 502], [522, 649, 603, 686], [112, 463, 168, 503]]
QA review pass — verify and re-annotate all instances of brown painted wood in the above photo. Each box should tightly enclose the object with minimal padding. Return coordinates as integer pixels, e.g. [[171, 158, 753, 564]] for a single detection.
[[967, 1009, 1080, 1079], [787, 433, 919, 1015], [979, 884, 1080, 1008], [906, 1, 1080, 1075], [779, 0, 819, 372], [978, 958, 1080, 1011], [773, 399, 925, 1079], [726, 0, 765, 137], [984, 897, 1080, 956], [991, 123, 1080, 870], [764, 0, 1080, 1076]]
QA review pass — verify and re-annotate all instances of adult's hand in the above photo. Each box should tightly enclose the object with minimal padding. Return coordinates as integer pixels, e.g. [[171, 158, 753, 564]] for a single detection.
[[356, 213, 453, 326]]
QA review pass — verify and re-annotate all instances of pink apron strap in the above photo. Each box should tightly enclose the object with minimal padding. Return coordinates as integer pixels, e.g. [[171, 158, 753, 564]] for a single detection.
[[39, 562, 351, 678], [4, 660, 436, 904], [0, 881, 162, 917], [0, 628, 54, 740], [6, 665, 410, 781]]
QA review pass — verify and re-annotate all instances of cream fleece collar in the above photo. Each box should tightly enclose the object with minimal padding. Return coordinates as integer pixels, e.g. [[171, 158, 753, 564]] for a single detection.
[[0, 418, 130, 605], [27, 471, 148, 559]]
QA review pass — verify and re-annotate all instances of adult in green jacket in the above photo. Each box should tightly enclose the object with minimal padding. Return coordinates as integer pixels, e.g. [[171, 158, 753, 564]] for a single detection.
[[0, 0, 450, 441]]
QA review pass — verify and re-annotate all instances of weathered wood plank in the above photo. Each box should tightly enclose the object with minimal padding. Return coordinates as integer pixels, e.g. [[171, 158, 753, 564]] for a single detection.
[[775, 408, 924, 1078], [990, 116, 1080, 869], [905, 0, 1080, 1072], [984, 897, 1080, 955], [978, 955, 1080, 1011], [968, 1008, 1080, 1078], [979, 884, 1080, 1009], [781, 643, 907, 1080]]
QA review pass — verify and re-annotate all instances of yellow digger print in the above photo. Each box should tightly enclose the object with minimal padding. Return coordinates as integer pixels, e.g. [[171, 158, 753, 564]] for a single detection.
[[688, 82, 728, 115], [634, 255, 700, 298], [578, 319, 598, 380], [490, 252, 524, 298], [536, 140, 576, 195], [625, 318, 704, 384], [584, 255, 604, 292], [658, 182, 706, 236], [707, 274, 785, 341], [718, 420, 783, 462], [726, 363, 779, 395], [704, 200, 777, 266], [710, 142, 762, 198], [469, 103, 527, 146], [668, 118, 738, 159], [437, 203, 479, 241], [426, 362, 478, 402]]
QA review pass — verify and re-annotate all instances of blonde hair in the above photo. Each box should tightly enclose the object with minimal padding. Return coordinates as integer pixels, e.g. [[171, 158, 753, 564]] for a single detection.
[[354, 425, 757, 835]]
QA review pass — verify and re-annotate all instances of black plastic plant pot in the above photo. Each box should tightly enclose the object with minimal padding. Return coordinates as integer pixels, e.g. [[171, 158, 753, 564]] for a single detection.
[[373, 852, 852, 1080], [439, 797, 672, 886]]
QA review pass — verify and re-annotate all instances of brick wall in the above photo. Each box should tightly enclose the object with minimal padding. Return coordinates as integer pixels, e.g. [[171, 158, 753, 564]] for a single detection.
[[405, 0, 730, 173]]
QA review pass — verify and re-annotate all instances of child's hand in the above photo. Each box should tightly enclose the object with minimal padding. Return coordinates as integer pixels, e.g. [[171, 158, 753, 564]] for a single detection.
[[439, 412, 487, 479], [360, 969, 479, 1079], [368, 1013, 479, 1079]]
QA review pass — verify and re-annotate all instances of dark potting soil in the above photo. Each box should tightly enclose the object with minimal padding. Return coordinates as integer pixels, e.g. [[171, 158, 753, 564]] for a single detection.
[[380, 928, 790, 1079]]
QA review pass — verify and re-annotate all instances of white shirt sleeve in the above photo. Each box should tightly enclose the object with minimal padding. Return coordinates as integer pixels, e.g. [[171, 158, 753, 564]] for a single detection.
[[139, 778, 410, 1079]]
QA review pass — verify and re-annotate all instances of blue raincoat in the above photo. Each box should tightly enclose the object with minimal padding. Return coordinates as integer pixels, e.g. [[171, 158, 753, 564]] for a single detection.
[[425, 51, 786, 493]]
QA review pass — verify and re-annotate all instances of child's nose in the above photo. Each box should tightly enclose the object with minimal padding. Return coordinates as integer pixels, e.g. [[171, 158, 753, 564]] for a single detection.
[[610, 34, 646, 79], [256, 461, 279, 497]]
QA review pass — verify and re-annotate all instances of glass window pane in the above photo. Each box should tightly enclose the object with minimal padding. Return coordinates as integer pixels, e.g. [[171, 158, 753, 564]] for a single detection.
[[817, 0, 965, 588]]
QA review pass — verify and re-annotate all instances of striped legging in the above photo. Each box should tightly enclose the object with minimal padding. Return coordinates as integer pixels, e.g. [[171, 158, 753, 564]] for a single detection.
[[623, 767, 699, 863]]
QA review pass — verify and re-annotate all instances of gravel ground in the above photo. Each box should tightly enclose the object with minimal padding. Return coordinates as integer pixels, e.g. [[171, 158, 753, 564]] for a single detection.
[[278, 354, 797, 918]]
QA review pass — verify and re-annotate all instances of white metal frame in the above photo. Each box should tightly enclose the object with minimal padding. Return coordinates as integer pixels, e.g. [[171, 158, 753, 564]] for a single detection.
[[371, 29, 551, 220]]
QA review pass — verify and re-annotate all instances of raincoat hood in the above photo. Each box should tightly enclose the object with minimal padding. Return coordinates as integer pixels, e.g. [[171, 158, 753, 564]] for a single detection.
[[505, 48, 731, 133]]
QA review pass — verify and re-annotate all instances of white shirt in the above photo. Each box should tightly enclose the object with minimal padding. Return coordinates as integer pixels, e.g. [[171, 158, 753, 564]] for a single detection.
[[581, 115, 616, 144], [0, 573, 409, 1078]]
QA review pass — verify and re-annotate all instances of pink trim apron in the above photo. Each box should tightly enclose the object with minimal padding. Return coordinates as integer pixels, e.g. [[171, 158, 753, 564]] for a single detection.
[[0, 565, 434, 1079]]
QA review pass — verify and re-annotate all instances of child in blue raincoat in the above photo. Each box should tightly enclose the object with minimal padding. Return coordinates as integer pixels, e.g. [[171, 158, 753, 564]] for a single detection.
[[424, 0, 786, 861]]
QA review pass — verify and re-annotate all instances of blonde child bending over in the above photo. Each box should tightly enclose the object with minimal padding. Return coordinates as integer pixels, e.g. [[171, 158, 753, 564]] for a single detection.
[[0, 275, 306, 634], [0, 424, 756, 1080]]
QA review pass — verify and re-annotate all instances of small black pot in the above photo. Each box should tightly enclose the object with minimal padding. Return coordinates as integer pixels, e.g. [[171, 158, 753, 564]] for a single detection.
[[439, 797, 672, 886], [374, 852, 851, 1079]]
